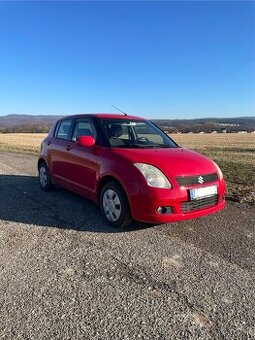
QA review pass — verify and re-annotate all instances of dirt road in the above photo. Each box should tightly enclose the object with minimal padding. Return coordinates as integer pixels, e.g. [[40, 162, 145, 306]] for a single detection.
[[0, 152, 254, 339]]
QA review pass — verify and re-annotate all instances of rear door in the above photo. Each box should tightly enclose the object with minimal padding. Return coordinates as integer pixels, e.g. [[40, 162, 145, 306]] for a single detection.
[[49, 118, 74, 182]]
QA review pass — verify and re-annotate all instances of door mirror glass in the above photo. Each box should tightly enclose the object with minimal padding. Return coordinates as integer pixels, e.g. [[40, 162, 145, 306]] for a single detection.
[[76, 136, 95, 147]]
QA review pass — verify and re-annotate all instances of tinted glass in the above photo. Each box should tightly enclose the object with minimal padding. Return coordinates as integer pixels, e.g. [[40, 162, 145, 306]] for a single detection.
[[56, 119, 73, 140], [98, 118, 178, 148]]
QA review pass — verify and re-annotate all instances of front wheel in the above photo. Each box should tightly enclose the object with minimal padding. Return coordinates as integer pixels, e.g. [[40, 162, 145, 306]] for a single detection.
[[100, 181, 132, 228], [38, 162, 52, 191]]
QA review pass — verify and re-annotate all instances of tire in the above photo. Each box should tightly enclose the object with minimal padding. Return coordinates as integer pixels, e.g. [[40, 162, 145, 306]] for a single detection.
[[100, 181, 132, 228], [38, 162, 52, 191]]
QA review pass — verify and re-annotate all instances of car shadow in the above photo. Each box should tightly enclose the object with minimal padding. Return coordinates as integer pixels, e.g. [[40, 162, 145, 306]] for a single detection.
[[0, 174, 154, 233]]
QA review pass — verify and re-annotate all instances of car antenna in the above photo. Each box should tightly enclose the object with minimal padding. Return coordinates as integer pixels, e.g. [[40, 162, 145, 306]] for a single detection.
[[112, 105, 128, 116]]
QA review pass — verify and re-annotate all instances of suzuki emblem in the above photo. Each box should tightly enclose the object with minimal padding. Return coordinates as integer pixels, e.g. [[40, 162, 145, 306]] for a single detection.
[[198, 176, 204, 184]]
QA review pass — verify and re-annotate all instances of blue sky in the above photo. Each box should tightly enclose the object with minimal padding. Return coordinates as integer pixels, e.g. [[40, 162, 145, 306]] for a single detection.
[[0, 1, 254, 119]]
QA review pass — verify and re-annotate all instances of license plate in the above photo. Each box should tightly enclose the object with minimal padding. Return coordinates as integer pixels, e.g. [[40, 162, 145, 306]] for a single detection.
[[189, 185, 217, 200]]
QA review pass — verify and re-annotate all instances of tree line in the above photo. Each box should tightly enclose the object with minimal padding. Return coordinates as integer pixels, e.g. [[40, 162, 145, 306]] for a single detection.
[[0, 123, 51, 133]]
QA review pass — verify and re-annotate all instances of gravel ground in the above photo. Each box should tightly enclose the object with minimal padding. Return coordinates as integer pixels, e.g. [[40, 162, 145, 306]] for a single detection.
[[0, 152, 254, 340]]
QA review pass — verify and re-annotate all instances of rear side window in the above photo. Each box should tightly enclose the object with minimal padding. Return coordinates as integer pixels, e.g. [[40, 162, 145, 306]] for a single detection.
[[55, 119, 73, 140]]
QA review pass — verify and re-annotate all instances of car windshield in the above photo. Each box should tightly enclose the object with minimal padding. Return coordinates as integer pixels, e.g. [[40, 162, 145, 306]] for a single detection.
[[97, 118, 178, 148]]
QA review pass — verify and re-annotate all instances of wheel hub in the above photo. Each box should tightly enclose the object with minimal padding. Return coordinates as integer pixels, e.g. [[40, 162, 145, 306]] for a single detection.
[[39, 167, 48, 187], [102, 189, 121, 222]]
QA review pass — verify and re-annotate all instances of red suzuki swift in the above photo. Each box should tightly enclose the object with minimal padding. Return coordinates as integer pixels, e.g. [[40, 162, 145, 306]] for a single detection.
[[38, 114, 225, 227]]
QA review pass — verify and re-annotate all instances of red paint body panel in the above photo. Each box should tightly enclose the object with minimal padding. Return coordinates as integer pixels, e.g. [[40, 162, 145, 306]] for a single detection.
[[39, 114, 226, 224]]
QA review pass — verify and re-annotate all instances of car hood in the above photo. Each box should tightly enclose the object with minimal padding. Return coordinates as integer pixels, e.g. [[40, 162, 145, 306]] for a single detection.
[[112, 147, 217, 178]]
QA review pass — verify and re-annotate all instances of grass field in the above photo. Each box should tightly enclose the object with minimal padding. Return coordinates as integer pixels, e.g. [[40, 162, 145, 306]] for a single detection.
[[0, 132, 254, 204], [0, 133, 46, 154], [172, 133, 255, 204]]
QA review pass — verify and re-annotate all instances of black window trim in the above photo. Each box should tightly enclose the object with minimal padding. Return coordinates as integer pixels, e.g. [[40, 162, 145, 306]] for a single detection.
[[53, 120, 61, 137]]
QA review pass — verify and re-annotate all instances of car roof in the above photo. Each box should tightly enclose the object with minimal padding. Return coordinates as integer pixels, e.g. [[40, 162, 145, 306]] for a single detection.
[[60, 113, 146, 120]]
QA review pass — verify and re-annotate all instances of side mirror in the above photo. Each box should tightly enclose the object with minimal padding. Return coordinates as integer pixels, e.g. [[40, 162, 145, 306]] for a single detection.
[[76, 136, 95, 147]]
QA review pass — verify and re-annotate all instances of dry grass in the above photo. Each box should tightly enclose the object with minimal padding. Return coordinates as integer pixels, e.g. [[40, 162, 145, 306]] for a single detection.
[[0, 132, 254, 204], [0, 133, 46, 154], [172, 133, 255, 204]]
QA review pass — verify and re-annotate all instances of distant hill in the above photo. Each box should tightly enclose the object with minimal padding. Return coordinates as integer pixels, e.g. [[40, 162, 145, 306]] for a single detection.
[[0, 114, 254, 133], [152, 116, 255, 133], [0, 114, 64, 133], [0, 114, 63, 127]]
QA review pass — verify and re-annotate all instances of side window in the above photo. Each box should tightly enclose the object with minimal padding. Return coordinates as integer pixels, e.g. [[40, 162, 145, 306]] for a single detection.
[[72, 119, 97, 141], [55, 119, 73, 140]]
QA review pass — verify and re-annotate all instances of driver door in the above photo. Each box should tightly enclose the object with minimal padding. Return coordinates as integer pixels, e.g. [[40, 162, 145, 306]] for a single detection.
[[64, 118, 99, 199]]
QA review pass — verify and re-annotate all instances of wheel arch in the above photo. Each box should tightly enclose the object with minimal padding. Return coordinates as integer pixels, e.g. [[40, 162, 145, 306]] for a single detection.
[[97, 175, 133, 227], [37, 157, 48, 171], [96, 175, 129, 205]]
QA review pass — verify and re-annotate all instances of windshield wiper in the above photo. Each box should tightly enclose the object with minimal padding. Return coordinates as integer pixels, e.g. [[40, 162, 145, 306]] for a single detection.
[[112, 144, 150, 149], [111, 144, 171, 149], [132, 144, 171, 149]]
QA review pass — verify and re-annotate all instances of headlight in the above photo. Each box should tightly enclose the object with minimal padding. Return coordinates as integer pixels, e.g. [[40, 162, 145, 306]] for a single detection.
[[213, 161, 223, 180], [134, 163, 172, 188]]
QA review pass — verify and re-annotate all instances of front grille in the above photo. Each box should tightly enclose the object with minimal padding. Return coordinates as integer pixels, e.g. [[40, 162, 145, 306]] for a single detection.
[[181, 195, 218, 213], [176, 173, 218, 187]]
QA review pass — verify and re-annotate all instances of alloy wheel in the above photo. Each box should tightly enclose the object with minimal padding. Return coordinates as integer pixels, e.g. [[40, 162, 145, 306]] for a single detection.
[[102, 189, 121, 222]]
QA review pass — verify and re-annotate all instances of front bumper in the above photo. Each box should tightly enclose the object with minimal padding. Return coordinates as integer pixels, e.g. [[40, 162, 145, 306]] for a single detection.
[[129, 179, 226, 224]]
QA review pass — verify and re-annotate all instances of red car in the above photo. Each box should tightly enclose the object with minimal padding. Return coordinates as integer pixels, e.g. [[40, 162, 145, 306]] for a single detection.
[[38, 114, 225, 227]]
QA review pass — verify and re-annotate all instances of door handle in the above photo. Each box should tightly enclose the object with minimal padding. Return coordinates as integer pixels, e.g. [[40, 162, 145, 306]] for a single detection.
[[66, 145, 71, 151], [47, 140, 51, 146]]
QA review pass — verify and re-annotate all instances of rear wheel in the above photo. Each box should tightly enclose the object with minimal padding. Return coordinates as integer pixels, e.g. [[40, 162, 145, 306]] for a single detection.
[[38, 162, 52, 191], [100, 181, 132, 228]]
